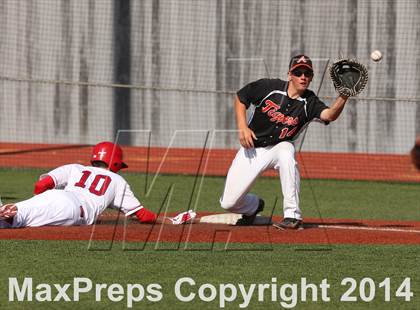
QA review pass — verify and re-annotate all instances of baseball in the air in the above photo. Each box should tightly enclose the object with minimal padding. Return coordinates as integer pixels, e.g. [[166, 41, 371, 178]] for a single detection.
[[370, 50, 382, 62]]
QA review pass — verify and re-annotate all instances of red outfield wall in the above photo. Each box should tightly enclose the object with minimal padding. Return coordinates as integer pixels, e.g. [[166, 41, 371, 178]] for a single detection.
[[0, 142, 419, 182]]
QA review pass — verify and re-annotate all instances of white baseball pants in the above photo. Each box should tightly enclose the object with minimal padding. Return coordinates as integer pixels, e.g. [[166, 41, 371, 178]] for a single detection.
[[220, 141, 302, 220], [13, 190, 87, 227]]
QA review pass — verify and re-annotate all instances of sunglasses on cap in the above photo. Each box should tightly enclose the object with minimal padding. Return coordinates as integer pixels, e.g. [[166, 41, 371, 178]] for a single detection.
[[291, 68, 313, 78]]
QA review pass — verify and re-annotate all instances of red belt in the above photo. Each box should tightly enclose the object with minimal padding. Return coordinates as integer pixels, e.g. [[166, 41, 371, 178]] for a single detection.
[[80, 206, 85, 218]]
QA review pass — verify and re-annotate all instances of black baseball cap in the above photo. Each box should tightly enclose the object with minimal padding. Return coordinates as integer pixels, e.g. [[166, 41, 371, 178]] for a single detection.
[[289, 54, 313, 72]]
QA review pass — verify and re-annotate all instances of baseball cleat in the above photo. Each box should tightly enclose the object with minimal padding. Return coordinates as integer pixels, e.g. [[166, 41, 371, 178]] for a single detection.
[[273, 218, 303, 230], [0, 204, 17, 222], [0, 220, 12, 228], [236, 199, 265, 226]]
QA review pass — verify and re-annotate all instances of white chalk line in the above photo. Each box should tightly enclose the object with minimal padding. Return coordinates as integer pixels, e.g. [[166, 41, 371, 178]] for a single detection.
[[199, 214, 420, 234], [313, 224, 420, 234]]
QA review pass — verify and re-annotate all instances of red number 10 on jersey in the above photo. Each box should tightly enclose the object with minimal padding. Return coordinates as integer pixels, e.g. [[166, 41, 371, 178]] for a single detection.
[[74, 170, 112, 196]]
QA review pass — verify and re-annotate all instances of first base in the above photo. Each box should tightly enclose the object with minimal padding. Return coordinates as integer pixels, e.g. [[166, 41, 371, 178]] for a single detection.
[[199, 213, 272, 225]]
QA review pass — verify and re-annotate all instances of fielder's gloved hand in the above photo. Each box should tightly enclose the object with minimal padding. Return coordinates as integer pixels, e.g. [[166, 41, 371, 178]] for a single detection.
[[330, 58, 368, 97]]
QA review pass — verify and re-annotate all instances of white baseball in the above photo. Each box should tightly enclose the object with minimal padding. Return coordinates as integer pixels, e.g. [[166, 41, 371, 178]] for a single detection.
[[370, 50, 382, 62]]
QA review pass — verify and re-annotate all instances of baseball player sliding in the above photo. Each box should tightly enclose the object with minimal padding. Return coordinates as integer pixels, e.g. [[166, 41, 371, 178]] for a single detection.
[[0, 141, 195, 228], [220, 54, 349, 230]]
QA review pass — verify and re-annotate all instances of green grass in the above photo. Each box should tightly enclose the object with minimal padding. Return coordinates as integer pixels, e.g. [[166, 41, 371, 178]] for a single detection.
[[0, 241, 419, 309], [0, 168, 420, 309], [1, 167, 419, 221], [127, 170, 420, 221]]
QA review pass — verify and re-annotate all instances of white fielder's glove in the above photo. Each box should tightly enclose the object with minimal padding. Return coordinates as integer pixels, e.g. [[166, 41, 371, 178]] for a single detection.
[[167, 210, 197, 225]]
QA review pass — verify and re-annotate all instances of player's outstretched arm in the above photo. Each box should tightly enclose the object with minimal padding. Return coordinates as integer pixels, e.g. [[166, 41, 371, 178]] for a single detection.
[[320, 94, 349, 122], [130, 207, 157, 223], [127, 209, 197, 225]]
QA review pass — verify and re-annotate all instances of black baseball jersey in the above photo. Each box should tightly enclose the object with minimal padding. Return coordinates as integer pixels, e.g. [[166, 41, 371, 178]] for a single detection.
[[237, 78, 329, 148]]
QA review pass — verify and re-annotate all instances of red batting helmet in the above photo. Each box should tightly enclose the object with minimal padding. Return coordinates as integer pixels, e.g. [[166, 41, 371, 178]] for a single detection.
[[90, 141, 128, 173]]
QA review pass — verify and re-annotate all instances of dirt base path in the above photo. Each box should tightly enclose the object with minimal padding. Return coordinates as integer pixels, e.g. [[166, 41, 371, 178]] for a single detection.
[[1, 214, 420, 245]]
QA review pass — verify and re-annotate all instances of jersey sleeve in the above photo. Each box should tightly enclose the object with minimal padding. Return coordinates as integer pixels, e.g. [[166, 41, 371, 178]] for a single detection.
[[33, 175, 55, 194], [237, 79, 286, 108], [305, 92, 329, 121], [47, 164, 75, 188], [113, 181, 143, 215]]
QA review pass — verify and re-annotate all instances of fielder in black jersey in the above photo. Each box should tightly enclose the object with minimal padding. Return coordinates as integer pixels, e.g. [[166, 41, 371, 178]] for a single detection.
[[220, 54, 349, 229], [238, 78, 328, 148]]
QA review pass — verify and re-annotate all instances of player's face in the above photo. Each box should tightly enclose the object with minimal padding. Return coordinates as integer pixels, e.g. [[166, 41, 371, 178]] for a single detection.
[[289, 67, 313, 92]]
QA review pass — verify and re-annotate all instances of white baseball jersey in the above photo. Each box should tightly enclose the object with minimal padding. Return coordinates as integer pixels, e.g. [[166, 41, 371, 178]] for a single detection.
[[47, 164, 142, 225]]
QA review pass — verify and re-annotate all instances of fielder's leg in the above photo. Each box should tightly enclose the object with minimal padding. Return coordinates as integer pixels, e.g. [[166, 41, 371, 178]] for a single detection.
[[220, 147, 268, 216], [273, 141, 302, 220]]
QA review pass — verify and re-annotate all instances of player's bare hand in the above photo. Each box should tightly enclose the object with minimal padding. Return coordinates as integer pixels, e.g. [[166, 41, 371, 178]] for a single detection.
[[239, 127, 257, 149]]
